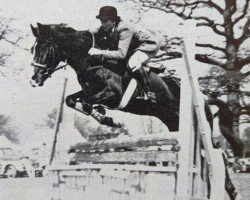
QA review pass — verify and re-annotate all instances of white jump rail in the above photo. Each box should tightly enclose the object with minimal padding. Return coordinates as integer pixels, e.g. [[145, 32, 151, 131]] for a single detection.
[[176, 20, 225, 200]]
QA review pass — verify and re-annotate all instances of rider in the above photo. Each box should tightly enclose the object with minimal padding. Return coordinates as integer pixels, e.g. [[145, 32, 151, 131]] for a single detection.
[[89, 6, 163, 103]]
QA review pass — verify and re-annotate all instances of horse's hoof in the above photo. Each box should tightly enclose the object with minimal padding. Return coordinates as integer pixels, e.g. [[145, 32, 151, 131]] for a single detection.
[[112, 122, 122, 128], [101, 116, 121, 128], [100, 116, 112, 126], [82, 102, 92, 115], [68, 149, 76, 154], [93, 105, 106, 115]]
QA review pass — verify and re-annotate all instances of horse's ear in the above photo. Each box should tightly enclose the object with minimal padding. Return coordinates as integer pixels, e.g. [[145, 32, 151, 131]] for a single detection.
[[37, 23, 51, 37], [37, 23, 44, 34], [30, 24, 38, 37], [37, 23, 43, 29]]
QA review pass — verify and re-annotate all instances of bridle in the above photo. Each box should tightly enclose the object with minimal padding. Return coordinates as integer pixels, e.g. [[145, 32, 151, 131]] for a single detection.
[[31, 31, 96, 77], [31, 38, 66, 77]]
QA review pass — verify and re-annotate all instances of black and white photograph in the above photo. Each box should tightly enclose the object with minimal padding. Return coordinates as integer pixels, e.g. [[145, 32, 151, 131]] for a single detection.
[[0, 0, 249, 199]]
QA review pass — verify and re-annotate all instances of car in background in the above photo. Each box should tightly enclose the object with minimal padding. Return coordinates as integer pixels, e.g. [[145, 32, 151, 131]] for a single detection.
[[29, 147, 48, 177], [0, 147, 28, 178]]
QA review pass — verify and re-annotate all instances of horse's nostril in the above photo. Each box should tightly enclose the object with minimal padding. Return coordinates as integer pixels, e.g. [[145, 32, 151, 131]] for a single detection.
[[30, 80, 37, 87], [38, 82, 44, 86]]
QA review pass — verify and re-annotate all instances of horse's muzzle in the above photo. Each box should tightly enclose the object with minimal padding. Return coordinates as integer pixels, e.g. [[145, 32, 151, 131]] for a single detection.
[[30, 78, 44, 87]]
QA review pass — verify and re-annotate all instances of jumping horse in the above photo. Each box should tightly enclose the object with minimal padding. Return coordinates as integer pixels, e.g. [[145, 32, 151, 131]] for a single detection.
[[30, 23, 180, 131]]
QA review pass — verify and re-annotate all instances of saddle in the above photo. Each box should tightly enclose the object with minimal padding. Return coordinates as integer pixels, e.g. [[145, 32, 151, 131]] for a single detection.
[[102, 60, 167, 109]]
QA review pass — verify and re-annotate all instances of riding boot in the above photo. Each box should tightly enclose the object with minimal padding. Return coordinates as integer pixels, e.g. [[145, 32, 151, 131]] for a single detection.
[[132, 68, 156, 103]]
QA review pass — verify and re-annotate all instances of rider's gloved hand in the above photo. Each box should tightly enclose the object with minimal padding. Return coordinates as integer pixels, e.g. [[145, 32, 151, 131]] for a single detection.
[[89, 47, 103, 56]]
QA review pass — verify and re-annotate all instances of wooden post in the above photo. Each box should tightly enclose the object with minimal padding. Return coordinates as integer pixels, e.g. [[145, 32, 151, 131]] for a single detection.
[[176, 21, 194, 199], [49, 78, 68, 165], [48, 78, 67, 200], [181, 20, 225, 200], [57, 76, 79, 165]]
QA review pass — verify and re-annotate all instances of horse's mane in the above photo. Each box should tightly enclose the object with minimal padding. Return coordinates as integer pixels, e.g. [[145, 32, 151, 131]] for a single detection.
[[46, 23, 77, 33], [40, 24, 93, 53], [42, 23, 92, 39]]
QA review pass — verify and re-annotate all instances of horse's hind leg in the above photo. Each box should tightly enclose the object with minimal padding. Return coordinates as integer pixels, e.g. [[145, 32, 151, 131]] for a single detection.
[[148, 73, 180, 131], [158, 109, 179, 131]]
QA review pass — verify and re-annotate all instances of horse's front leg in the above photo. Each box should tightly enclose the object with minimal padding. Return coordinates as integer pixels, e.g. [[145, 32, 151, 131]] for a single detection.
[[89, 87, 122, 127], [65, 90, 93, 115], [65, 90, 121, 128], [90, 108, 122, 128]]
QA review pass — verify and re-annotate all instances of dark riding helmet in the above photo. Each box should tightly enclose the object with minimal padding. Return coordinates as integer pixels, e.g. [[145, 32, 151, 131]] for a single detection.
[[96, 6, 120, 20]]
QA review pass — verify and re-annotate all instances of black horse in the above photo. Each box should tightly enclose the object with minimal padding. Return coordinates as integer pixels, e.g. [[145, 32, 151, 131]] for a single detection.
[[30, 23, 180, 131]]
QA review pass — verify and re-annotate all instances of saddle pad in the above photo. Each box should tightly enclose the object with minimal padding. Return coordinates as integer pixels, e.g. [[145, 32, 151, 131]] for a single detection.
[[118, 78, 137, 109]]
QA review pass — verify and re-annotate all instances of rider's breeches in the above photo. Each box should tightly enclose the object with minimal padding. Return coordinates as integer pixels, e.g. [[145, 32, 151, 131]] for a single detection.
[[128, 50, 158, 72]]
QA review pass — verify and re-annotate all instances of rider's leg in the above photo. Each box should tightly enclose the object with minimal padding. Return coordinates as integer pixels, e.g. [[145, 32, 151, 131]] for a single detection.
[[128, 50, 156, 102]]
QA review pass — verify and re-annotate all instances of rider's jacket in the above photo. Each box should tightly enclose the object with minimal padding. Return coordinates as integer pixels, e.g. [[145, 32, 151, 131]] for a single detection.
[[93, 20, 163, 61]]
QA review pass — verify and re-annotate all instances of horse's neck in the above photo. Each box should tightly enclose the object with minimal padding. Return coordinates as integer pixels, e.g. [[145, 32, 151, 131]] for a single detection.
[[55, 30, 122, 85], [55, 31, 92, 73], [67, 58, 89, 75], [56, 31, 92, 56]]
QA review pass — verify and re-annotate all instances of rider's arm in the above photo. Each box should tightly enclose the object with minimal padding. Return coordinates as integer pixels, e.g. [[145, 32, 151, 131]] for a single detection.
[[100, 28, 133, 59]]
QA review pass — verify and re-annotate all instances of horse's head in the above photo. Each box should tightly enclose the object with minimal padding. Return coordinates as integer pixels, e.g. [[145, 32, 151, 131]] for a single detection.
[[30, 23, 63, 87]]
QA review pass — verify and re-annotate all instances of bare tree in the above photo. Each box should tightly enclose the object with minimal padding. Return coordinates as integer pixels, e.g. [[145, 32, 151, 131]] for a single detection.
[[125, 0, 249, 81], [0, 17, 29, 50], [0, 17, 29, 76], [123, 0, 250, 136]]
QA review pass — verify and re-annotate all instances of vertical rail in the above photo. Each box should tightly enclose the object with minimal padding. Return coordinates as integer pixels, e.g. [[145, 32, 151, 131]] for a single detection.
[[176, 43, 194, 198], [49, 78, 68, 165], [193, 110, 203, 197], [182, 40, 214, 176], [58, 75, 81, 165], [182, 20, 225, 200]]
